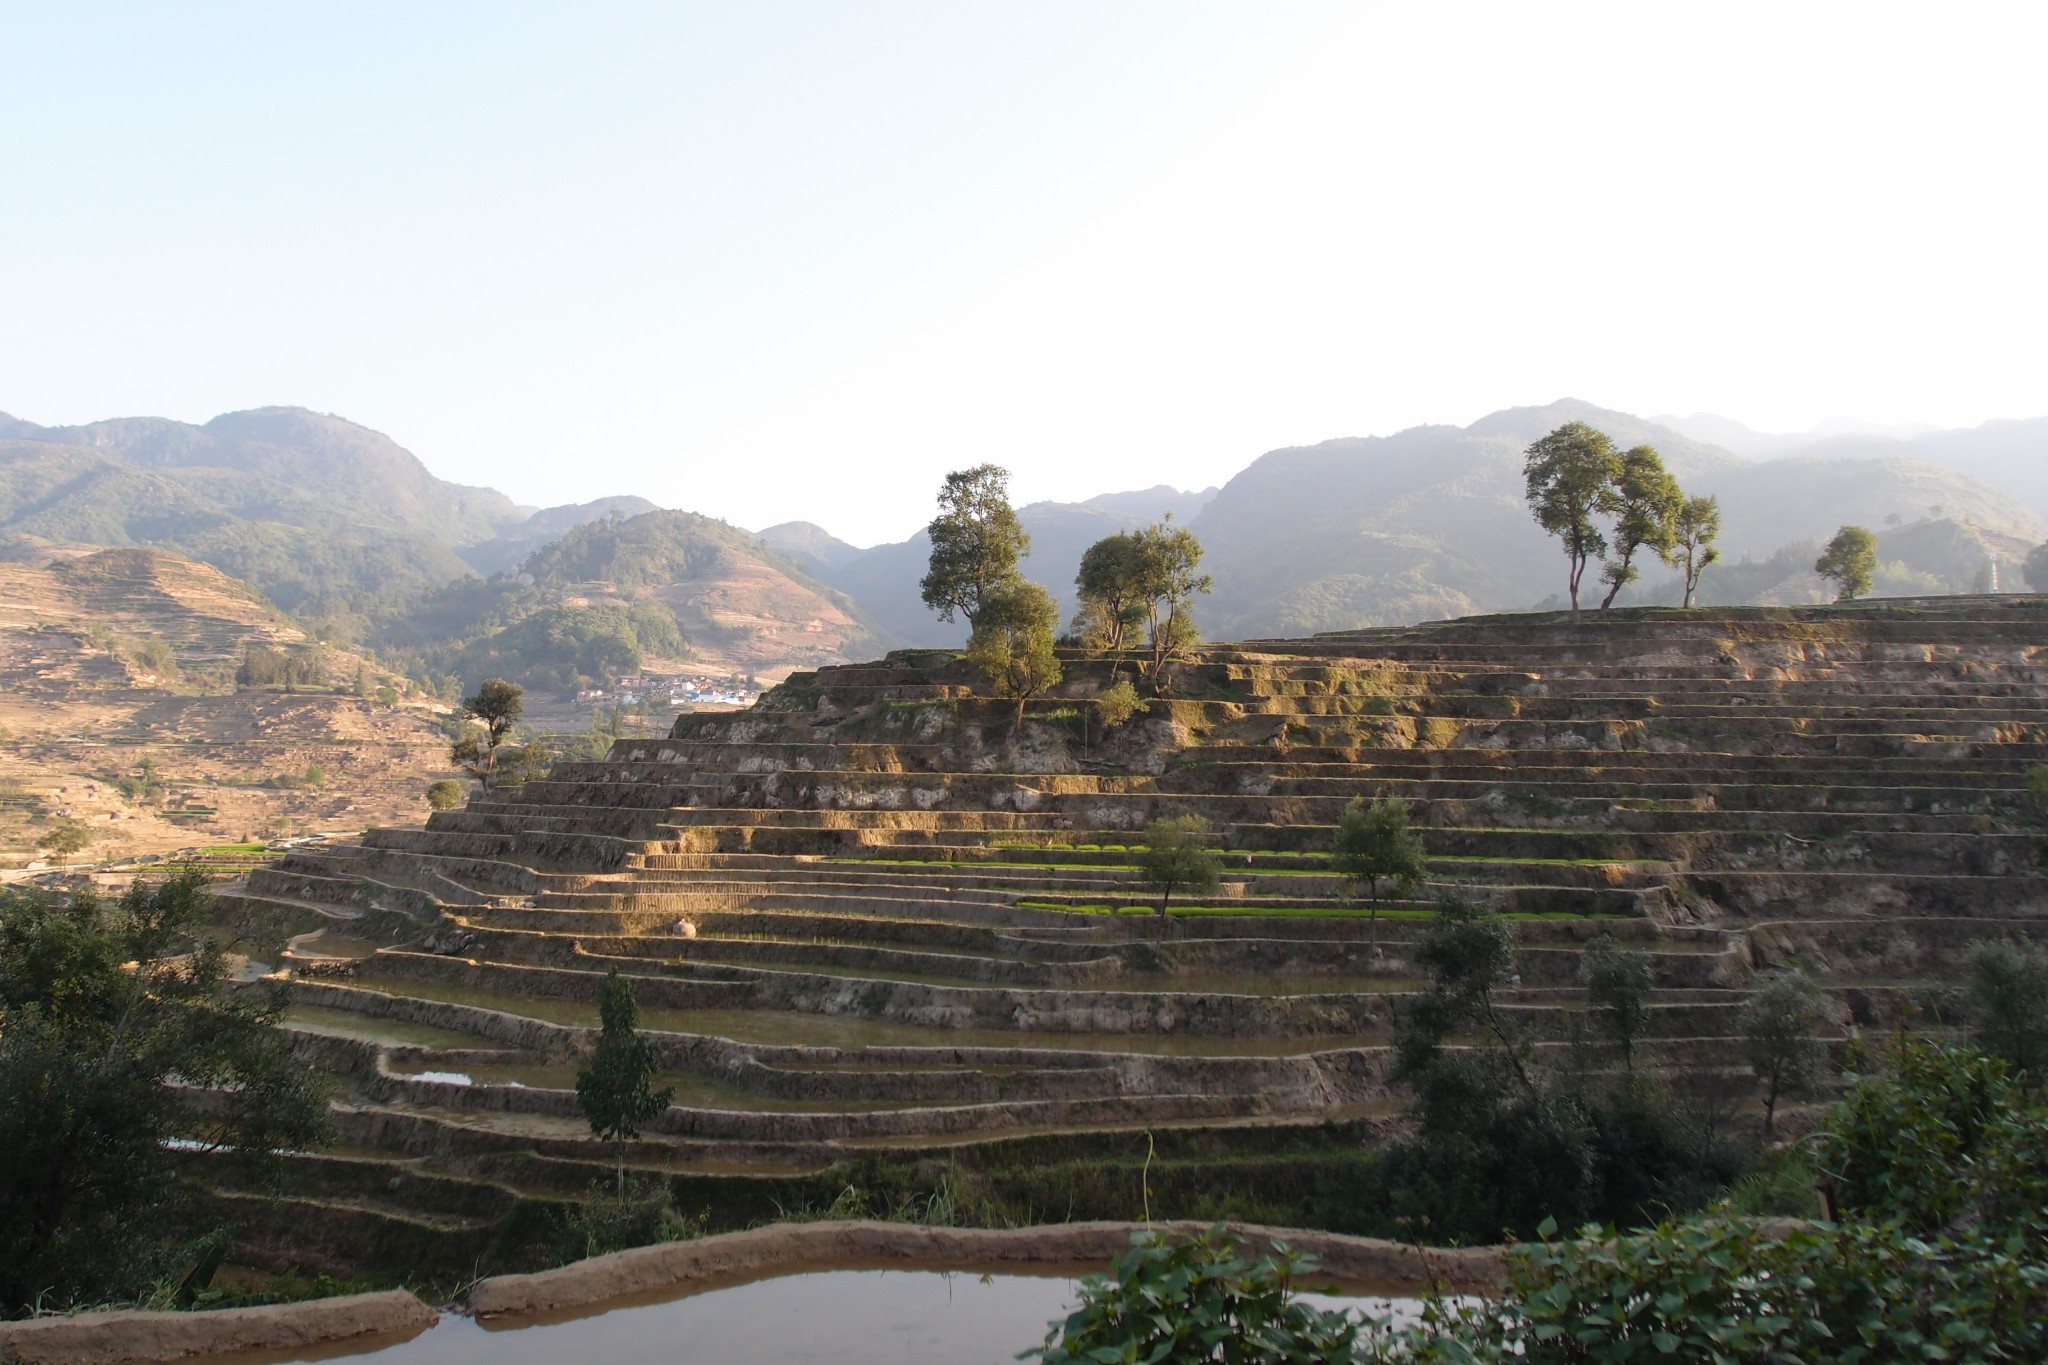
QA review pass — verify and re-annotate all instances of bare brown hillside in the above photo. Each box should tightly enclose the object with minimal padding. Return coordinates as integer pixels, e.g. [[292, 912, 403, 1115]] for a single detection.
[[0, 546, 456, 868]]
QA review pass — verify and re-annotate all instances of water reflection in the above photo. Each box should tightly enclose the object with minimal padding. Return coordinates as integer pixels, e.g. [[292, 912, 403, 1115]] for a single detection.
[[260, 1270, 1415, 1365]]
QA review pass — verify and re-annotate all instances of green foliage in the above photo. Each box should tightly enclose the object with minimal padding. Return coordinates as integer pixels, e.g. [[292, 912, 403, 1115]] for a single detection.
[[1491, 1209, 2048, 1363], [1133, 518, 1212, 689], [1597, 445, 1683, 609], [963, 578, 1063, 729], [1134, 815, 1221, 915], [920, 463, 1030, 629], [424, 779, 465, 810], [1094, 679, 1149, 730], [235, 643, 326, 691], [1523, 423, 1622, 615], [1032, 1225, 1374, 1365], [1739, 970, 1835, 1135], [117, 757, 169, 805], [1661, 493, 1722, 608], [521, 509, 739, 587], [575, 969, 674, 1193], [1581, 933, 1652, 1070], [0, 874, 332, 1316], [1331, 795, 1428, 911], [1820, 1033, 2048, 1240], [449, 601, 682, 692], [1073, 532, 1151, 651], [1966, 939, 2048, 1084], [1815, 525, 1880, 601], [491, 739, 553, 786]]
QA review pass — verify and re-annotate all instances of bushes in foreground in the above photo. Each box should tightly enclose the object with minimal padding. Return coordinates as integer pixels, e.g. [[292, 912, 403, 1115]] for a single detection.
[[1035, 1034, 2048, 1363]]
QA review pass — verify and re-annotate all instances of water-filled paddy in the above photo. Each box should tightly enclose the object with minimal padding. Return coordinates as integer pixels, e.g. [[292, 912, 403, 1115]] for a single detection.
[[248, 1270, 1413, 1365]]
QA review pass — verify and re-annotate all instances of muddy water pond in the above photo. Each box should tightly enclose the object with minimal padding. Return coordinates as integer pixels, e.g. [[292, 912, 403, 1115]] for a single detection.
[[265, 1270, 1415, 1365]]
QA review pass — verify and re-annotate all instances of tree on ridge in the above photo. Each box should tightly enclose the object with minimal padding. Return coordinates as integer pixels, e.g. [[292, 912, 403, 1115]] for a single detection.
[[1598, 445, 1683, 609], [1815, 526, 1879, 602], [1523, 422, 1623, 618], [920, 464, 1030, 631], [1664, 494, 1722, 608]]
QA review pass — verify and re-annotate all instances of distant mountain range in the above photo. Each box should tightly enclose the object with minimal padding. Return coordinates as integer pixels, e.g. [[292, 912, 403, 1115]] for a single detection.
[[2, 399, 2043, 689]]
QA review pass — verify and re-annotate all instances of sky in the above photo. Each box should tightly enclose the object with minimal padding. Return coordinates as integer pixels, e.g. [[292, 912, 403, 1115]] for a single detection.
[[3, 2, 2045, 546]]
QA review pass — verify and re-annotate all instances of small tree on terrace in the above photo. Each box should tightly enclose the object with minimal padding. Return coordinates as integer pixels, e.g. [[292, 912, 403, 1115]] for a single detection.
[[964, 579, 1063, 734], [1598, 445, 1683, 609], [1814, 525, 1879, 602], [575, 968, 674, 1197], [1583, 932, 1654, 1071], [424, 779, 465, 811], [1072, 532, 1149, 652], [1524, 422, 1623, 618], [1739, 970, 1834, 1136], [1664, 493, 1722, 608], [1135, 815, 1220, 917], [450, 679, 523, 790], [1330, 794, 1427, 943], [37, 820, 92, 866], [920, 464, 1030, 631], [1133, 519, 1211, 692]]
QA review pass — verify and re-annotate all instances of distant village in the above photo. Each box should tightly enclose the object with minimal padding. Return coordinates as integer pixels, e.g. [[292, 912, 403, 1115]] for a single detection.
[[573, 673, 760, 709]]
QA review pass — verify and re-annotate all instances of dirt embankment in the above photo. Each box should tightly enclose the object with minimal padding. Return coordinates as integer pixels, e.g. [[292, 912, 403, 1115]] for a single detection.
[[0, 1290, 437, 1365], [466, 1219, 1508, 1320]]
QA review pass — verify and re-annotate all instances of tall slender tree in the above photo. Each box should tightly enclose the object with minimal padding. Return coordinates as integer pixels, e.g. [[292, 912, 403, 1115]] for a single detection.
[[920, 464, 1030, 630], [575, 969, 674, 1197], [1664, 494, 1722, 608], [1523, 423, 1623, 618], [451, 679, 523, 791]]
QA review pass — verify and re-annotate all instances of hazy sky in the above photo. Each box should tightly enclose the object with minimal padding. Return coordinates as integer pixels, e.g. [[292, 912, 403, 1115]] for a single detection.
[[4, 3, 2044, 545]]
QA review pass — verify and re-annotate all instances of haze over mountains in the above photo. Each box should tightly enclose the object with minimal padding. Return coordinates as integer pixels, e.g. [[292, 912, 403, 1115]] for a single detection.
[[2, 398, 2043, 690]]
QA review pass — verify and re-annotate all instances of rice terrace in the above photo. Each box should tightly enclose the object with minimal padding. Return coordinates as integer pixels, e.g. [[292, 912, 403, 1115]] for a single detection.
[[7, 7, 2048, 1360]]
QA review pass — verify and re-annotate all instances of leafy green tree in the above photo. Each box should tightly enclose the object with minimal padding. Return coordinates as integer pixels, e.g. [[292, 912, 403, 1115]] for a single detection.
[[1739, 971, 1834, 1136], [1583, 933, 1654, 1071], [963, 579, 1064, 734], [37, 820, 92, 865], [920, 464, 1030, 630], [1662, 493, 1722, 608], [452, 678, 523, 790], [1133, 519, 1212, 690], [575, 968, 674, 1197], [424, 779, 465, 810], [1094, 679, 1148, 730], [1071, 532, 1149, 651], [2026, 542, 2048, 592], [0, 873, 331, 1315], [1397, 899, 1534, 1095], [492, 739, 553, 786], [1134, 815, 1221, 916], [1965, 938, 2048, 1086], [1814, 525, 1879, 602], [1524, 422, 1623, 617], [1597, 446, 1683, 609], [1330, 795, 1427, 942]]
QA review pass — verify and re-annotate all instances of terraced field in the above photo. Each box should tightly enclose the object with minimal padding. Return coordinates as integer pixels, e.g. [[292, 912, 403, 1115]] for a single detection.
[[204, 599, 2048, 1277]]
